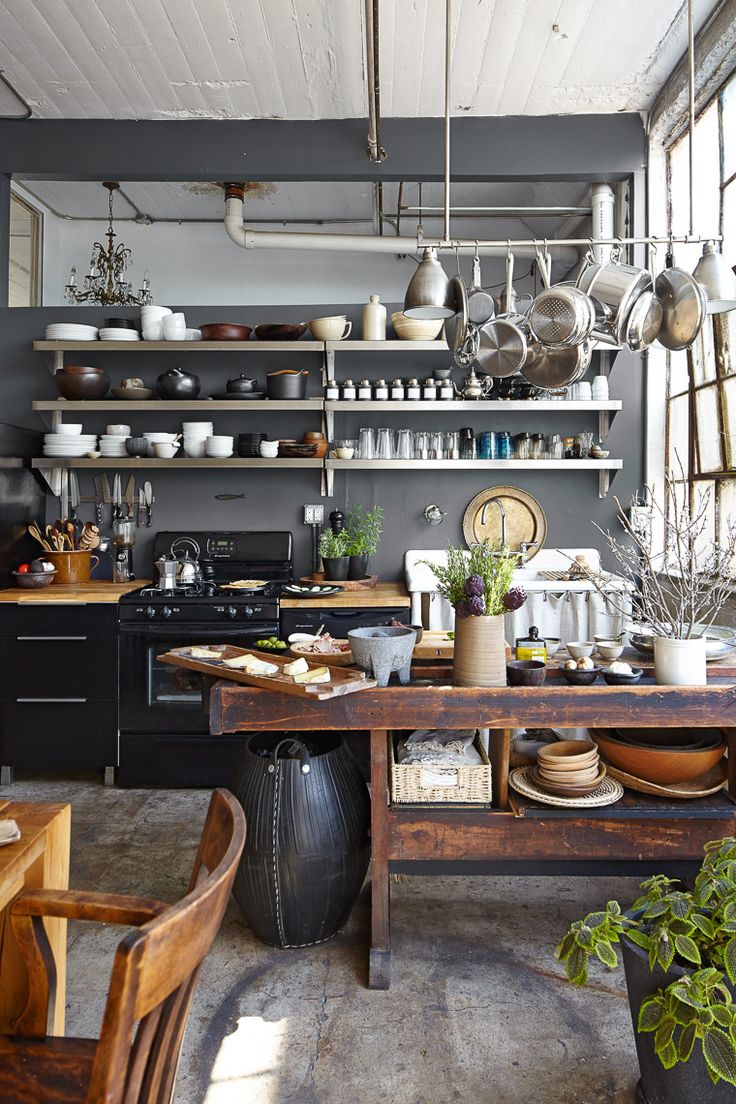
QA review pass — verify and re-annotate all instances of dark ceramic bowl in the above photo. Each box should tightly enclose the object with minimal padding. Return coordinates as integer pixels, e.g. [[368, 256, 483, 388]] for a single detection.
[[55, 372, 110, 400], [561, 666, 601, 686], [12, 569, 56, 588], [602, 667, 644, 686], [199, 323, 252, 341], [62, 363, 105, 374], [125, 436, 149, 457], [433, 367, 453, 380], [507, 659, 546, 687], [255, 323, 307, 341]]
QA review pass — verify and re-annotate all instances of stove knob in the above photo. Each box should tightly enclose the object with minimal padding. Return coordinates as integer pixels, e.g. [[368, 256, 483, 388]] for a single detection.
[[225, 606, 238, 619], [162, 606, 173, 619], [244, 605, 254, 618], [143, 606, 156, 620]]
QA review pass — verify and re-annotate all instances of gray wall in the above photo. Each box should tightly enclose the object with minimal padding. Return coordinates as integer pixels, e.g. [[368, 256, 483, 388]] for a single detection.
[[0, 304, 644, 580]]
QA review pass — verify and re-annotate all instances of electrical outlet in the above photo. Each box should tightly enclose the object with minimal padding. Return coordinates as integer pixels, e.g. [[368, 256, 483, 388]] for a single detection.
[[303, 504, 324, 525]]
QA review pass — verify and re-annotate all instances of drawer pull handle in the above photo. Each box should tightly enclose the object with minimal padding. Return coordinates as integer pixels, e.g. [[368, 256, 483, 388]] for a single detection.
[[16, 636, 88, 641], [16, 697, 88, 703]]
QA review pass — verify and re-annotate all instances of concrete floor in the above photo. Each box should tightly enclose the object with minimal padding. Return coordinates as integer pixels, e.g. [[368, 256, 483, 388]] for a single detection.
[[2, 776, 643, 1103]]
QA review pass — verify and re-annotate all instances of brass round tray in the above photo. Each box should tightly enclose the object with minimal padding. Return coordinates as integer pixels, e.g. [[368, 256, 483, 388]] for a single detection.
[[462, 485, 547, 558]]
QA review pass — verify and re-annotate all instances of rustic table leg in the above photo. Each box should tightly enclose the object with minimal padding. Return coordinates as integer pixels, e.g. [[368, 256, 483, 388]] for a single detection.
[[26, 805, 71, 1035], [726, 729, 736, 799], [369, 728, 391, 990], [487, 728, 511, 809]]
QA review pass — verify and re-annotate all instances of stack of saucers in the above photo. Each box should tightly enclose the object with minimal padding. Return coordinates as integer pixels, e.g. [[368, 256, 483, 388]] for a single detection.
[[205, 435, 234, 459], [100, 434, 130, 458], [44, 432, 98, 458], [238, 432, 265, 457], [530, 741, 605, 797], [45, 322, 98, 341], [182, 421, 213, 458], [99, 326, 140, 342]]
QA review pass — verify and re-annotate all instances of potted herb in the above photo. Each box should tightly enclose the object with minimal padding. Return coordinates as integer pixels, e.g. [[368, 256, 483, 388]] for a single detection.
[[588, 472, 736, 686], [344, 504, 384, 580], [555, 838, 736, 1101], [422, 542, 526, 687], [319, 528, 351, 581]]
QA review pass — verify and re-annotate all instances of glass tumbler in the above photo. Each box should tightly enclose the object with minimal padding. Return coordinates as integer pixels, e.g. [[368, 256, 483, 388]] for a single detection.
[[375, 428, 394, 460], [357, 427, 375, 459], [577, 431, 594, 458], [547, 433, 563, 460], [414, 431, 429, 459], [395, 429, 414, 460], [429, 432, 444, 459]]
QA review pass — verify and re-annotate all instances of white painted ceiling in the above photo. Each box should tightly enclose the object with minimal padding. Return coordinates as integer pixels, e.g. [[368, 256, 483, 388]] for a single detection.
[[0, 0, 716, 121]]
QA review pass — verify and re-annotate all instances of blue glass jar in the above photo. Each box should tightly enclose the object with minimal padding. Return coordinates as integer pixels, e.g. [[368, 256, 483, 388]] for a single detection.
[[478, 431, 498, 459], [498, 432, 513, 459]]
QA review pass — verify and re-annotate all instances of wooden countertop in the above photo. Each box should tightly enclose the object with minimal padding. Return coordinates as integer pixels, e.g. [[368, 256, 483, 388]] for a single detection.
[[279, 581, 411, 609], [0, 580, 147, 603]]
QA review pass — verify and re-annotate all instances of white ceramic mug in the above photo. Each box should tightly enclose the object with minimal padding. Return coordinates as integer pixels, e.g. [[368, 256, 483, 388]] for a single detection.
[[259, 440, 279, 458], [308, 316, 353, 341]]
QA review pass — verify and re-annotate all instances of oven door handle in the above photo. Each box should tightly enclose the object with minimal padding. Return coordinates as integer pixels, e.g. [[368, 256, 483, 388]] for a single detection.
[[118, 623, 277, 638]]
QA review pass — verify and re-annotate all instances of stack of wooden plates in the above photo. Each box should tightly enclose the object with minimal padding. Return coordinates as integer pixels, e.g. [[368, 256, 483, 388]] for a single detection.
[[531, 740, 606, 797]]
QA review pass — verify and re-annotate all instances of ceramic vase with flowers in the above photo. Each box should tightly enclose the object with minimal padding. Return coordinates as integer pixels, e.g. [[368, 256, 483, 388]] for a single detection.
[[423, 543, 527, 687]]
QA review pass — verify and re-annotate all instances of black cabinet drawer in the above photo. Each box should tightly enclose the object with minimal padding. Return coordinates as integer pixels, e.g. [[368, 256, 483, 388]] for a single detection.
[[0, 636, 118, 698], [0, 699, 118, 768], [0, 604, 117, 637]]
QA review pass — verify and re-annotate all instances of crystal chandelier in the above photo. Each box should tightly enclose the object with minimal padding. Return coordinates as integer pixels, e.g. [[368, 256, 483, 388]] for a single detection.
[[64, 181, 153, 306]]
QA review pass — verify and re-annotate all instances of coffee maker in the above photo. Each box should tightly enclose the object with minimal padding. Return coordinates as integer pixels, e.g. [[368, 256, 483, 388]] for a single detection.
[[112, 518, 136, 582]]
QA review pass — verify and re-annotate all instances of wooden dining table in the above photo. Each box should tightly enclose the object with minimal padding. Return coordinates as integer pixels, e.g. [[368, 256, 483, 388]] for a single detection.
[[0, 801, 71, 1035]]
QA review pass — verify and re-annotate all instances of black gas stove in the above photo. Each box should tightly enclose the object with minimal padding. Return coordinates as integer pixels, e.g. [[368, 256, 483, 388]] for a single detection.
[[117, 530, 292, 787]]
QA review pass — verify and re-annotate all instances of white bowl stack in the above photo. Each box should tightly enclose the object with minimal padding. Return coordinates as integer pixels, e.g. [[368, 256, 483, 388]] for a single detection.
[[44, 432, 98, 458], [99, 326, 140, 342], [591, 375, 610, 401], [45, 323, 98, 341], [205, 435, 234, 459], [140, 306, 172, 342], [182, 422, 213, 458], [143, 432, 179, 457], [99, 434, 130, 457]]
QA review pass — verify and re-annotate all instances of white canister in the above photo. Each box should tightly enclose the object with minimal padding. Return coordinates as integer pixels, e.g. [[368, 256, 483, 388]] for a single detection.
[[362, 294, 386, 340], [439, 381, 455, 400], [358, 379, 373, 400], [374, 379, 389, 400], [422, 380, 439, 401], [406, 378, 421, 401], [653, 636, 707, 686], [342, 380, 357, 401], [390, 379, 405, 401], [325, 381, 339, 401]]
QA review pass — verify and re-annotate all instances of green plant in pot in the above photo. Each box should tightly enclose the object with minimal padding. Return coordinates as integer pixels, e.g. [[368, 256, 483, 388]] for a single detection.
[[344, 505, 384, 580], [421, 542, 526, 687], [319, 527, 352, 581], [555, 837, 736, 1102]]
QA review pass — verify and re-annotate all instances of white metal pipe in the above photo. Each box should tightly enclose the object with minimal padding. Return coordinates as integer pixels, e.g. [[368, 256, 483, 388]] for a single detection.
[[688, 0, 696, 236], [364, 0, 378, 162], [590, 183, 615, 262], [443, 0, 452, 242]]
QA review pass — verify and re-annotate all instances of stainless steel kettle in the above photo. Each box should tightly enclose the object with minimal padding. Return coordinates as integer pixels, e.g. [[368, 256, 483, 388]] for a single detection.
[[170, 538, 203, 588]]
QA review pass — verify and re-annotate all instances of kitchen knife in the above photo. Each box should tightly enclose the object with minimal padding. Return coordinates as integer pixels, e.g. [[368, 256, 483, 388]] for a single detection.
[[112, 473, 121, 521], [94, 474, 105, 527], [123, 475, 136, 519], [69, 470, 80, 521], [138, 487, 146, 528], [60, 468, 68, 524], [144, 480, 153, 527]]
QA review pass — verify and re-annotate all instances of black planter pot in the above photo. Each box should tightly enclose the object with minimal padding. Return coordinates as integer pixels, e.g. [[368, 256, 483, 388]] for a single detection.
[[322, 556, 350, 580], [621, 933, 734, 1103], [231, 732, 370, 947], [348, 554, 369, 580]]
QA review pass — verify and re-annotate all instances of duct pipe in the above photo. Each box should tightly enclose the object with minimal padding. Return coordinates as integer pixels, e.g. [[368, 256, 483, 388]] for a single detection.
[[364, 0, 386, 162], [590, 184, 615, 262], [443, 0, 452, 242]]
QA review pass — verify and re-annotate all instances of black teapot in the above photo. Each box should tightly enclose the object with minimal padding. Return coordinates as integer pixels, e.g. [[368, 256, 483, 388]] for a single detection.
[[156, 366, 201, 400], [226, 374, 258, 394]]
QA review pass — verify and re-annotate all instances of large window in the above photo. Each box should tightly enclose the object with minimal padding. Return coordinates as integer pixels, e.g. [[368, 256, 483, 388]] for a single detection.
[[664, 71, 736, 548], [9, 191, 42, 306]]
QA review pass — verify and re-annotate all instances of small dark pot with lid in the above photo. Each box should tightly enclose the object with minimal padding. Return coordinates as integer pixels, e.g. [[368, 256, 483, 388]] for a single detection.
[[156, 366, 201, 400], [267, 369, 309, 400], [226, 374, 258, 394]]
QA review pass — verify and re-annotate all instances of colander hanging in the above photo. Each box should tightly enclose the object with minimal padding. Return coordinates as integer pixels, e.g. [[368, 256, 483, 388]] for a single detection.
[[528, 247, 596, 349]]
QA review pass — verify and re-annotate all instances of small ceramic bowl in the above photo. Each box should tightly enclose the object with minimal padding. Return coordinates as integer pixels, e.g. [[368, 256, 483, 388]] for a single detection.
[[567, 641, 595, 659], [544, 638, 561, 657], [561, 665, 601, 686], [126, 436, 149, 457], [56, 423, 84, 436], [602, 666, 643, 686], [153, 442, 179, 459], [259, 441, 280, 458], [433, 367, 453, 380], [106, 424, 131, 437], [507, 660, 546, 687], [12, 569, 56, 589], [597, 641, 625, 660], [336, 447, 355, 459], [537, 740, 598, 767]]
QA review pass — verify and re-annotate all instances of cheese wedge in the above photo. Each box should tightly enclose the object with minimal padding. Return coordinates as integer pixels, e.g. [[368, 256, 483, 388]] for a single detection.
[[224, 654, 279, 675], [189, 647, 223, 660], [283, 656, 309, 676], [293, 666, 331, 685]]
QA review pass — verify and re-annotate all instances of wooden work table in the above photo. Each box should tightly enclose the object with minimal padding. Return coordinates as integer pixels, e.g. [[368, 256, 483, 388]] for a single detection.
[[279, 581, 410, 609], [0, 581, 147, 603], [211, 670, 736, 989]]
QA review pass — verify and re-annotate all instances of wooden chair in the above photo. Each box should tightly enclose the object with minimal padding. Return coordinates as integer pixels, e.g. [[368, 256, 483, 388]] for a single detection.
[[0, 788, 246, 1104]]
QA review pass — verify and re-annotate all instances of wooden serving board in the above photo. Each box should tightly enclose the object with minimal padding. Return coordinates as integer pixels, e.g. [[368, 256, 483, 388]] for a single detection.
[[158, 644, 376, 700], [299, 572, 379, 590], [413, 630, 454, 660]]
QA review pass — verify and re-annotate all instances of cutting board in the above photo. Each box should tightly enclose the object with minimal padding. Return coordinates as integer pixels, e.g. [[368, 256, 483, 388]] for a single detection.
[[413, 630, 454, 660], [158, 645, 376, 700]]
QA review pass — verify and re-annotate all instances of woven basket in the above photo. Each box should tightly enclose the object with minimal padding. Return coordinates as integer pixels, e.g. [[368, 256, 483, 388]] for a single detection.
[[391, 732, 492, 804]]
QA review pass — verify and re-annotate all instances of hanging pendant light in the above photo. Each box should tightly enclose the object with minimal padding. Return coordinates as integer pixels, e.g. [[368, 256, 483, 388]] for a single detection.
[[403, 247, 454, 318], [693, 241, 736, 314]]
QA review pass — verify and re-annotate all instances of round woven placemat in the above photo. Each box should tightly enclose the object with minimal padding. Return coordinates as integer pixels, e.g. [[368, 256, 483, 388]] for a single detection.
[[509, 767, 624, 808]]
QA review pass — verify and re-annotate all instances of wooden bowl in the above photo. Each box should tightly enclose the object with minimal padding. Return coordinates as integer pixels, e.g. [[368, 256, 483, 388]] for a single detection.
[[530, 763, 607, 797], [289, 642, 355, 668], [537, 741, 598, 768], [200, 323, 252, 341], [590, 729, 726, 784], [538, 763, 601, 785], [614, 727, 722, 749], [254, 323, 307, 341]]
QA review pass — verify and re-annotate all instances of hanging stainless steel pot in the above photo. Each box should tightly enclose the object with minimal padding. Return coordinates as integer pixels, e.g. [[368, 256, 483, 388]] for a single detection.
[[521, 339, 592, 390], [625, 289, 663, 352], [475, 251, 528, 377], [577, 248, 653, 345], [443, 273, 470, 356], [466, 253, 495, 325], [655, 251, 707, 351]]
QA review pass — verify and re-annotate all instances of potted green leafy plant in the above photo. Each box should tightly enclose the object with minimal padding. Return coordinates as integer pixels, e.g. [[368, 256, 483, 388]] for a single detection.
[[344, 504, 384, 580], [555, 837, 736, 1101], [422, 542, 526, 687], [319, 527, 351, 581]]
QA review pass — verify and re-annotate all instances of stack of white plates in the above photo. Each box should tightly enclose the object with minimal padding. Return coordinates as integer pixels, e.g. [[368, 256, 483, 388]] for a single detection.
[[100, 434, 130, 457], [99, 327, 140, 342], [44, 433, 98, 457], [45, 323, 99, 341], [182, 421, 213, 458]]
